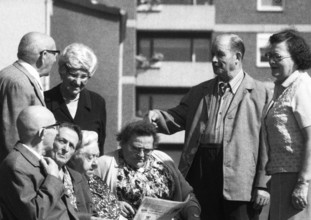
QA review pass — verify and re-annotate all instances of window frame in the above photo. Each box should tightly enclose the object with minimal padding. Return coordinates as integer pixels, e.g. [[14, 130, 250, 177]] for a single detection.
[[137, 31, 212, 63], [257, 0, 285, 12], [256, 33, 273, 68], [135, 87, 190, 117]]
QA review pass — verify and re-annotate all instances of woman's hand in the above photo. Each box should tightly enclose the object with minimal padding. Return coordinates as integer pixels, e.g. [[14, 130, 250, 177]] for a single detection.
[[119, 201, 136, 218], [292, 182, 309, 210]]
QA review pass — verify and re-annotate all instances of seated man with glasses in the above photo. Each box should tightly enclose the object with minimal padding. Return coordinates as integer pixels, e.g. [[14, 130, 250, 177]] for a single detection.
[[0, 106, 80, 220], [96, 120, 201, 220], [0, 32, 59, 163]]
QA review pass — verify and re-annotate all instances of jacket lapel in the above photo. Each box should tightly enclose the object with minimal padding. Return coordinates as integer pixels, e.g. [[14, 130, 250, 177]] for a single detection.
[[49, 85, 73, 121], [227, 72, 253, 114], [74, 89, 92, 123], [15, 143, 40, 167], [13, 62, 46, 106]]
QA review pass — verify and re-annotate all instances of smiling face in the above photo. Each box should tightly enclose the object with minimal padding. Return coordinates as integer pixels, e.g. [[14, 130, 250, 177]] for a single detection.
[[61, 66, 89, 98], [51, 127, 79, 167], [267, 41, 297, 83], [122, 135, 154, 169]]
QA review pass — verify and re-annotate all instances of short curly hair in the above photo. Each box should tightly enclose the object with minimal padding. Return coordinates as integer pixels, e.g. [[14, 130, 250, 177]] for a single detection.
[[269, 29, 311, 70], [58, 43, 98, 78], [116, 120, 159, 149]]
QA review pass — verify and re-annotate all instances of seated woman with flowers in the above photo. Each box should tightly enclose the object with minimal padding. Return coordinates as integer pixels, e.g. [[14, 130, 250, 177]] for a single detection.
[[96, 120, 201, 220]]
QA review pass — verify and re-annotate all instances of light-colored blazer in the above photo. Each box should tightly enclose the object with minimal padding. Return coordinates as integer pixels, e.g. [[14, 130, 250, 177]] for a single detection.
[[0, 61, 45, 162], [154, 73, 272, 201]]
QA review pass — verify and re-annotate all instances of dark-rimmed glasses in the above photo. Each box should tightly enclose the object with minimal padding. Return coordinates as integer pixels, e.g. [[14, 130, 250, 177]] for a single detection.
[[64, 65, 90, 81], [42, 122, 61, 130], [265, 53, 291, 63], [129, 145, 153, 155], [40, 50, 61, 56]]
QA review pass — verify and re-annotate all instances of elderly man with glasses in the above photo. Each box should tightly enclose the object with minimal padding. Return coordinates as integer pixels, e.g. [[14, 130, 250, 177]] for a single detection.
[[0, 32, 59, 163], [0, 106, 81, 220]]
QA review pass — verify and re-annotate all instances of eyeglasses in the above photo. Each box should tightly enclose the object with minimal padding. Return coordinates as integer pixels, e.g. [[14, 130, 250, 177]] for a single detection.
[[265, 53, 291, 63], [130, 145, 153, 155], [65, 65, 90, 81], [40, 50, 60, 56], [42, 122, 61, 130]]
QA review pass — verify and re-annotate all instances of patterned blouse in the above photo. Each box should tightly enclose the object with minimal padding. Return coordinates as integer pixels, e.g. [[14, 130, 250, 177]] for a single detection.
[[116, 151, 175, 217], [88, 175, 121, 219]]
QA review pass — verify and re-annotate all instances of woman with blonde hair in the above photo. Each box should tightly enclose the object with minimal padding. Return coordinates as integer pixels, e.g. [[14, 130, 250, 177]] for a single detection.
[[45, 43, 106, 155]]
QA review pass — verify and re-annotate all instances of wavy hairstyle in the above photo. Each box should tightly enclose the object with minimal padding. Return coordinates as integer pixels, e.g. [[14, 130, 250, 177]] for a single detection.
[[269, 29, 311, 70], [117, 120, 159, 149]]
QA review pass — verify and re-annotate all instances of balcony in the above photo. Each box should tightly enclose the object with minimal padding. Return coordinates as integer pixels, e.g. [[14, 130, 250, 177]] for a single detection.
[[136, 61, 214, 87], [137, 5, 215, 31]]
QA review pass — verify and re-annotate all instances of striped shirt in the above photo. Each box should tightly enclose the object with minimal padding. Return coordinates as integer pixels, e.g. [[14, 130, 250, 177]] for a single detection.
[[200, 70, 244, 144]]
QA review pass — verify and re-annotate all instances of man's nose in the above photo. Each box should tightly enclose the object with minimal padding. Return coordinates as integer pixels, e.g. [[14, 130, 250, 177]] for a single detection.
[[212, 55, 218, 63], [62, 143, 70, 152]]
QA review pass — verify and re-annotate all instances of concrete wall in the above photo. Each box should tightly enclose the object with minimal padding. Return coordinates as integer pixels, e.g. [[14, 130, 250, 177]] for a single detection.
[[215, 0, 311, 24], [0, 0, 51, 69]]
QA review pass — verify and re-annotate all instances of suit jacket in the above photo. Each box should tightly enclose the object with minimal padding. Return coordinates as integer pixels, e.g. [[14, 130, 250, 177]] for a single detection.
[[0, 62, 45, 162], [66, 167, 94, 220], [44, 84, 106, 155], [0, 143, 79, 220], [155, 73, 272, 201]]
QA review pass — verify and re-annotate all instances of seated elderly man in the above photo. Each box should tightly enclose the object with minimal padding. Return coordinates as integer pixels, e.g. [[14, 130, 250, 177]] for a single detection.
[[46, 122, 97, 220], [68, 131, 121, 220], [0, 106, 78, 220], [96, 120, 201, 220]]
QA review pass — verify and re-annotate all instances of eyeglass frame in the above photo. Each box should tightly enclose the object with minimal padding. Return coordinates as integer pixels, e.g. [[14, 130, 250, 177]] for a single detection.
[[64, 65, 90, 81], [42, 122, 61, 130], [129, 144, 153, 155], [265, 52, 291, 63], [40, 50, 61, 56]]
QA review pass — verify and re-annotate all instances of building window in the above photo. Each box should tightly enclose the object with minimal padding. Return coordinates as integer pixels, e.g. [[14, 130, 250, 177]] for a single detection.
[[137, 32, 212, 63], [137, 0, 213, 5], [257, 0, 284, 11], [161, 0, 212, 4], [136, 87, 189, 117], [256, 33, 272, 67]]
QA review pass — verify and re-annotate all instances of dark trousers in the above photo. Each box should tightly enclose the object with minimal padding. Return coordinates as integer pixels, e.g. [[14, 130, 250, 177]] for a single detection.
[[186, 146, 261, 220]]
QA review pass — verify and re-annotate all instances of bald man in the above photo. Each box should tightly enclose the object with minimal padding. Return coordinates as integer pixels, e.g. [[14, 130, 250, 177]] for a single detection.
[[0, 32, 59, 162], [0, 106, 79, 220]]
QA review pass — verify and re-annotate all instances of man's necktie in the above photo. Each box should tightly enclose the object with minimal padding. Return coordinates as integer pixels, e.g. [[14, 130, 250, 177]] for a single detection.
[[219, 82, 228, 96]]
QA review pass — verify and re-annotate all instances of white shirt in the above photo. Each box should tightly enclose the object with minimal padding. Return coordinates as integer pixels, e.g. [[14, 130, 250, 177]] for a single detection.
[[22, 143, 43, 160], [18, 60, 44, 97]]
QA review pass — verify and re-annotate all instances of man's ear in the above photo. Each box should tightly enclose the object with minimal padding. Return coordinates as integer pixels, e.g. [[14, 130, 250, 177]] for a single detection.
[[36, 53, 45, 69], [38, 128, 45, 139], [236, 52, 243, 62]]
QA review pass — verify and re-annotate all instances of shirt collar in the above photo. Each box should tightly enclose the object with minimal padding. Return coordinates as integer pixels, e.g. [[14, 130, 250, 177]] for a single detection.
[[218, 69, 244, 94], [276, 70, 300, 88], [18, 60, 43, 91], [22, 144, 43, 160]]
